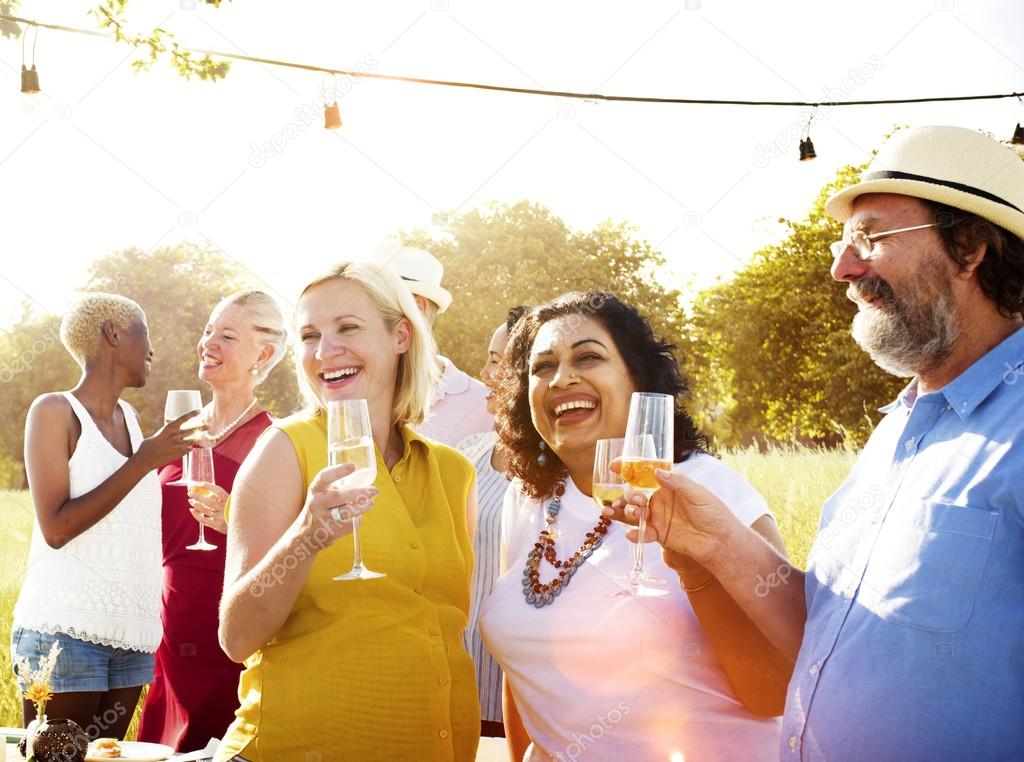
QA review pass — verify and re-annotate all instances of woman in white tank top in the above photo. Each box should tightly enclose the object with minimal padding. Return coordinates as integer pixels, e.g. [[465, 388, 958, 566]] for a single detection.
[[11, 293, 195, 741]]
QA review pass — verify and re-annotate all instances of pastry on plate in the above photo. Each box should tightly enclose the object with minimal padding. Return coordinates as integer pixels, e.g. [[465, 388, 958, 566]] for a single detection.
[[89, 738, 123, 758]]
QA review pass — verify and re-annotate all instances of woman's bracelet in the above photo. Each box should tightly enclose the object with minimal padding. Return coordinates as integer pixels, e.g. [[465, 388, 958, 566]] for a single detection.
[[682, 575, 715, 593]]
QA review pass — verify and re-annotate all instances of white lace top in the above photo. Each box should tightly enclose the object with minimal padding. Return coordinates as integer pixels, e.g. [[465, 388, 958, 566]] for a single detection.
[[13, 392, 163, 652]]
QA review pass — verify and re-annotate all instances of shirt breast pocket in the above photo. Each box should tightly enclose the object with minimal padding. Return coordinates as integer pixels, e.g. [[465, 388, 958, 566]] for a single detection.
[[860, 500, 998, 633]]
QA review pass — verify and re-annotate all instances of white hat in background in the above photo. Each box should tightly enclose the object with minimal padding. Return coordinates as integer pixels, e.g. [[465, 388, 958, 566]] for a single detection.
[[370, 245, 453, 314]]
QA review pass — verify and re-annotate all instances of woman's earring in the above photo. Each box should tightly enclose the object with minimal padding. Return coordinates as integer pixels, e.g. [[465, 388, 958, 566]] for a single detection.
[[251, 365, 259, 376], [537, 440, 547, 466]]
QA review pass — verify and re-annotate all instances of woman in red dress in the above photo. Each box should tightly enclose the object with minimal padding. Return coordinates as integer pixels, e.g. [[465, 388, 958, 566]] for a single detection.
[[138, 291, 288, 751]]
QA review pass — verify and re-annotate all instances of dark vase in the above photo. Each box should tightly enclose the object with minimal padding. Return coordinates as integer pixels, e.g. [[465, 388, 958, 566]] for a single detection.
[[25, 717, 89, 762]]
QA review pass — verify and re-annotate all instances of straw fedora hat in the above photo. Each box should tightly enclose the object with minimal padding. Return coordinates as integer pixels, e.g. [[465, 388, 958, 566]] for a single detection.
[[370, 245, 453, 314], [826, 125, 1024, 241]]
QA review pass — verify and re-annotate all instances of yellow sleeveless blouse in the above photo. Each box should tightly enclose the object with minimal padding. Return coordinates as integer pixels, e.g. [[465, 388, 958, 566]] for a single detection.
[[217, 411, 480, 761]]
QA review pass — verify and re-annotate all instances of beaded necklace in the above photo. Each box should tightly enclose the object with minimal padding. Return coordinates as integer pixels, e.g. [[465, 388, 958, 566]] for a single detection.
[[522, 477, 612, 608]]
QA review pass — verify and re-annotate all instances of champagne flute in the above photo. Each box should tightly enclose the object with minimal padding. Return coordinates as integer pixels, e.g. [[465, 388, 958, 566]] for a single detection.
[[328, 399, 384, 581], [621, 392, 674, 590], [165, 390, 202, 486], [592, 438, 627, 513], [185, 445, 217, 551], [594, 437, 639, 594]]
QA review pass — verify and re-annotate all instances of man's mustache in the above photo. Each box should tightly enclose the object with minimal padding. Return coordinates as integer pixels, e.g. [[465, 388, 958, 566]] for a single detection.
[[848, 275, 895, 306]]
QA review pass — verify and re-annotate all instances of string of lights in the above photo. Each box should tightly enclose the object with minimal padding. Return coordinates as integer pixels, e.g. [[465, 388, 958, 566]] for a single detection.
[[5, 12, 1024, 157]]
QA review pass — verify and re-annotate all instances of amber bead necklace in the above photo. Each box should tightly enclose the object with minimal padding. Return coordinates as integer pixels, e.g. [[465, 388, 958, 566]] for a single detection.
[[522, 476, 612, 608]]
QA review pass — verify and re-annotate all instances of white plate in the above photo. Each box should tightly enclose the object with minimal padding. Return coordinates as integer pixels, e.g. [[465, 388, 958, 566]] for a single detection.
[[86, 741, 175, 761]]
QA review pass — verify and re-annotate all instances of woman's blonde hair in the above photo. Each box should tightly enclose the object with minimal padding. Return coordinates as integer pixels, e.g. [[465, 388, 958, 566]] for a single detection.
[[294, 261, 438, 425], [212, 290, 288, 385], [60, 293, 144, 368]]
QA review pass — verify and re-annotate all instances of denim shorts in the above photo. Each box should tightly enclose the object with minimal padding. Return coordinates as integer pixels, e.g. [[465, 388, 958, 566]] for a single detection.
[[11, 627, 154, 692]]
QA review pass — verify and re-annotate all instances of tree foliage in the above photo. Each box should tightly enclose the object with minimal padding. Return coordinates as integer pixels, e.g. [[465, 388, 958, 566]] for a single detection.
[[683, 164, 905, 447], [0, 243, 300, 487], [396, 201, 688, 381], [92, 0, 231, 81]]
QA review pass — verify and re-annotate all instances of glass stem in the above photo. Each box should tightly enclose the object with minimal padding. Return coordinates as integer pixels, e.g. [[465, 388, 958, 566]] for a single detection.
[[197, 522, 206, 546], [350, 515, 365, 570], [630, 514, 647, 583], [628, 490, 654, 584]]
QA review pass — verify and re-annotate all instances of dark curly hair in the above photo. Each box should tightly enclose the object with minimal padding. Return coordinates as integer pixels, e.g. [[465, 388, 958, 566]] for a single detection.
[[925, 201, 1024, 317], [495, 291, 709, 499], [506, 305, 530, 332]]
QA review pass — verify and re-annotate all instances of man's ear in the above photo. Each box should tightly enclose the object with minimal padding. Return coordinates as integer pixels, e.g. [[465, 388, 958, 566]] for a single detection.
[[954, 229, 988, 276], [101, 320, 119, 348]]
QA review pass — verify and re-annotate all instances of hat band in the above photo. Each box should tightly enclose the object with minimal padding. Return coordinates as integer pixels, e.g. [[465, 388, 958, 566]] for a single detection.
[[864, 170, 1022, 213]]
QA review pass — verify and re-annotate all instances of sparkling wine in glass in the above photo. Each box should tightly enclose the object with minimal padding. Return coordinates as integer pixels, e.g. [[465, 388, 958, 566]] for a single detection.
[[592, 438, 627, 511], [164, 390, 202, 486], [328, 399, 384, 581], [594, 437, 638, 593], [185, 445, 217, 551], [621, 392, 674, 590]]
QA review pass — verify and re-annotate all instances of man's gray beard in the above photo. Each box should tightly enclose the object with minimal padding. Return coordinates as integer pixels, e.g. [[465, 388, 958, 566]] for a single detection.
[[851, 286, 959, 378]]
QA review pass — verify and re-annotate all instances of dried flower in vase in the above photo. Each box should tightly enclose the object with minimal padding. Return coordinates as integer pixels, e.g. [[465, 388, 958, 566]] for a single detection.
[[13, 641, 61, 718]]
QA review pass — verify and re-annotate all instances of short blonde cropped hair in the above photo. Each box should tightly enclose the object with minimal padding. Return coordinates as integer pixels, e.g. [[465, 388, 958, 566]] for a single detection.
[[213, 290, 288, 385], [295, 261, 438, 425], [60, 293, 144, 368]]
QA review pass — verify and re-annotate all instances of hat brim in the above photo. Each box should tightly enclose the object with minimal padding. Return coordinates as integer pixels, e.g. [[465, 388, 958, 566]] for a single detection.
[[405, 282, 452, 314], [826, 177, 1024, 242]]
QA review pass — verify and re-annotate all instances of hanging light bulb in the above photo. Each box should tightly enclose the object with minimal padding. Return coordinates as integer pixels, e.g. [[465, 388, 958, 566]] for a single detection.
[[324, 74, 342, 129], [21, 65, 40, 93], [1012, 123, 1024, 146], [324, 102, 342, 129], [798, 107, 818, 161], [20, 25, 40, 94]]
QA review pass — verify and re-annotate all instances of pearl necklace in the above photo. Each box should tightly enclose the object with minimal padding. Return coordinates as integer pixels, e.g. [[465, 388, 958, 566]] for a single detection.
[[204, 398, 259, 443]]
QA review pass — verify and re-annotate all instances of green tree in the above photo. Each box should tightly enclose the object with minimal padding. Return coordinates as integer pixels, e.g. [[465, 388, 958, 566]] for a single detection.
[[0, 308, 79, 487], [684, 164, 904, 447], [395, 201, 687, 380]]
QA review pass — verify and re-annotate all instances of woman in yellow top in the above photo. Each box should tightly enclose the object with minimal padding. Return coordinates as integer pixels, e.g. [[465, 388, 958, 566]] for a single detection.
[[216, 261, 479, 761]]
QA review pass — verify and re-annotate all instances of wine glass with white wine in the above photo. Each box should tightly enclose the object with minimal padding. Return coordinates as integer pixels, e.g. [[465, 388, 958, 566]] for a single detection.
[[593, 437, 640, 594], [185, 445, 217, 551], [164, 390, 202, 487], [592, 438, 627, 513], [620, 392, 674, 593], [328, 399, 383, 581]]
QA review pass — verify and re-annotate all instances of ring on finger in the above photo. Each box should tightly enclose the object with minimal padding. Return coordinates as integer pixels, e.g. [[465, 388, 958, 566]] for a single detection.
[[330, 506, 345, 524]]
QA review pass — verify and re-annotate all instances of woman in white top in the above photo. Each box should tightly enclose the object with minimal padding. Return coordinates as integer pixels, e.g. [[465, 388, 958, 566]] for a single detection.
[[11, 293, 195, 739], [479, 291, 791, 761], [457, 305, 528, 738]]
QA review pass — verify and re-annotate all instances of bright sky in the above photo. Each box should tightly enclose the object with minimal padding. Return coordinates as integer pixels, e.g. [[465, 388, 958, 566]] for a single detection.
[[1, 0, 1022, 328]]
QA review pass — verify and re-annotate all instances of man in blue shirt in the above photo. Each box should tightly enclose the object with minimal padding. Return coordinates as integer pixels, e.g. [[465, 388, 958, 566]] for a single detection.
[[609, 125, 1024, 760]]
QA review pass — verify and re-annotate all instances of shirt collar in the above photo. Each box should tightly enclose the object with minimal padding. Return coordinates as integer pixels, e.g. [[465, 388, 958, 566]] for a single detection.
[[400, 424, 433, 455], [312, 408, 430, 454], [879, 325, 1024, 419], [435, 356, 471, 397]]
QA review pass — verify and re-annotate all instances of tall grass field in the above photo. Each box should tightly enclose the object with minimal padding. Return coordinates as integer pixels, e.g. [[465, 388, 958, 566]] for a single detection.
[[0, 446, 853, 731]]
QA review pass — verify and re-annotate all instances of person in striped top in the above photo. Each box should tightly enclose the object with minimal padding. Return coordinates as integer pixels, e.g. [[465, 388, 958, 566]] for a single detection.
[[457, 305, 529, 739]]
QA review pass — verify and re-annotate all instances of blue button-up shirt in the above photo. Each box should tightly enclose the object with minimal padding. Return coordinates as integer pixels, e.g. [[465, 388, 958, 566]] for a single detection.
[[782, 325, 1024, 761]]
